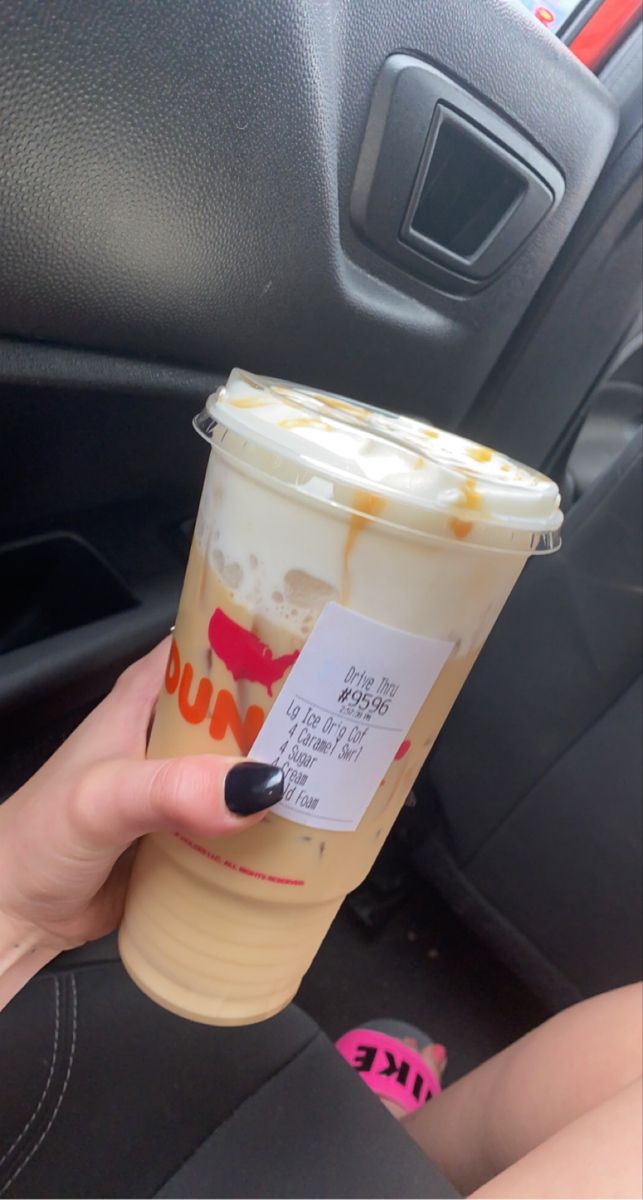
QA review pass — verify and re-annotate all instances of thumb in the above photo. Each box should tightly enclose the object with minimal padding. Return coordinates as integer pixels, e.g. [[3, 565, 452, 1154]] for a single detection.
[[72, 755, 284, 853]]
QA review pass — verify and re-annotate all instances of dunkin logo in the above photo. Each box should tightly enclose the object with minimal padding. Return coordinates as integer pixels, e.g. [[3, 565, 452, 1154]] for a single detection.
[[207, 608, 299, 696], [165, 609, 299, 754]]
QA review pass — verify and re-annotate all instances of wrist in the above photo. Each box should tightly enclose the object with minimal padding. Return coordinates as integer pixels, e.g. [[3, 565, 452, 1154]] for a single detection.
[[0, 906, 59, 1010]]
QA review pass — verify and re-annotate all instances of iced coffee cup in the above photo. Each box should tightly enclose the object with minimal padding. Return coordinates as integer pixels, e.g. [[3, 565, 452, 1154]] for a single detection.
[[119, 369, 562, 1025]]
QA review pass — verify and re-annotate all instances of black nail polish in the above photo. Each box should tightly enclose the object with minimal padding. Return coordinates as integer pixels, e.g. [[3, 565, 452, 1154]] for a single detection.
[[225, 762, 284, 815]]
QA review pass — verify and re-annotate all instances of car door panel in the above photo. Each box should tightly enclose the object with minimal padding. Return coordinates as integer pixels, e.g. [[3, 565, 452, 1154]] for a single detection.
[[0, 0, 616, 423]]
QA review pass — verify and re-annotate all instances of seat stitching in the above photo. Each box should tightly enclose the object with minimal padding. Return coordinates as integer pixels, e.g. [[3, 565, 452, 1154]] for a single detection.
[[0, 977, 60, 1169], [0, 974, 77, 1197]]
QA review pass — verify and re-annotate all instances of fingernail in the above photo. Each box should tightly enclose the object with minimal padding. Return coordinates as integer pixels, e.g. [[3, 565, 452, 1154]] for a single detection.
[[432, 1043, 447, 1065], [225, 762, 284, 815]]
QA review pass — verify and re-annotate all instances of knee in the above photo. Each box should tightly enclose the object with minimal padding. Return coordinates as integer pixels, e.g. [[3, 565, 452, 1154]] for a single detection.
[[624, 981, 643, 1053], [614, 981, 642, 1029], [598, 982, 642, 1079]]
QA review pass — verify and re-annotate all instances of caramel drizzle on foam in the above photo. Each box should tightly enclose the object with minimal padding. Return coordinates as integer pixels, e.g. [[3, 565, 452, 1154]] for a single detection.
[[341, 491, 386, 604], [271, 384, 371, 424], [313, 392, 370, 422], [445, 444, 498, 539], [227, 381, 512, 546], [467, 445, 493, 463], [278, 417, 334, 432], [226, 371, 274, 407], [449, 477, 483, 541], [226, 383, 390, 604], [231, 382, 371, 426], [228, 396, 273, 408]]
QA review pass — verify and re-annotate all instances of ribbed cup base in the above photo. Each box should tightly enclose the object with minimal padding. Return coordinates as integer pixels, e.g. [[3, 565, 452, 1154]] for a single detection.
[[118, 836, 339, 1026]]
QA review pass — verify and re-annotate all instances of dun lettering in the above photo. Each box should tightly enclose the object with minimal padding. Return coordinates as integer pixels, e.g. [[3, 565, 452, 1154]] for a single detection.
[[165, 638, 265, 754]]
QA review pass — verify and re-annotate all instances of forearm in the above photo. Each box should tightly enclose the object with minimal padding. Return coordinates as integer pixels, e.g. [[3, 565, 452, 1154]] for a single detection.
[[0, 907, 57, 1010]]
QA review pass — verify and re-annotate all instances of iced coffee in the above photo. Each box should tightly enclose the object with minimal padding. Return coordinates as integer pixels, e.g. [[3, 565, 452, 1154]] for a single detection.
[[119, 369, 562, 1024]]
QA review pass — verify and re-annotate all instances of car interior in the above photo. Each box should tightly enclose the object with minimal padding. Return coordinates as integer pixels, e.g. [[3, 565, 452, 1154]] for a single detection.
[[1, 1, 641, 1196]]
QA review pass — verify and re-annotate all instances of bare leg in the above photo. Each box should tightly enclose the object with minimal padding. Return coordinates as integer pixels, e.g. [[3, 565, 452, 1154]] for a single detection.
[[404, 983, 642, 1196], [472, 1078, 642, 1199]]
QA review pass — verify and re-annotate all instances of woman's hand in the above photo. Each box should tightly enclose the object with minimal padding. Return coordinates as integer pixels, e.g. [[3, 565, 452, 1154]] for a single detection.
[[0, 639, 282, 998]]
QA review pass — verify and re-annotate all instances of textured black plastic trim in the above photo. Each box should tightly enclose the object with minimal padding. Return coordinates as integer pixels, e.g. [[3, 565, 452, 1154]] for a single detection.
[[352, 56, 564, 292], [0, 532, 136, 655], [0, 0, 617, 426]]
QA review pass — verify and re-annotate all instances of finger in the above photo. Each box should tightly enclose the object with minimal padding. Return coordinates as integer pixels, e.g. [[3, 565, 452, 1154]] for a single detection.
[[100, 636, 173, 737], [84, 846, 138, 936], [53, 637, 174, 771], [72, 754, 284, 853], [110, 636, 173, 709]]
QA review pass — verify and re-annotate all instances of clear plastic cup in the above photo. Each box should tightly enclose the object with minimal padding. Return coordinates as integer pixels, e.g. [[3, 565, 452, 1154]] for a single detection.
[[119, 369, 562, 1024]]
